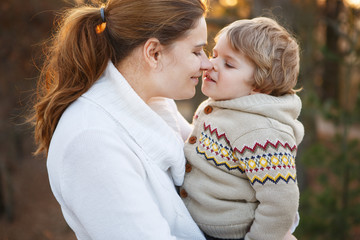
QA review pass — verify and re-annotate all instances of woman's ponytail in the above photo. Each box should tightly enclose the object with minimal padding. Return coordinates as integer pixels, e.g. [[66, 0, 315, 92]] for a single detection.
[[32, 5, 112, 155]]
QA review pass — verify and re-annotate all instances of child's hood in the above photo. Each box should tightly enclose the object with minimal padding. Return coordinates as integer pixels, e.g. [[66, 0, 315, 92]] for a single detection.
[[207, 93, 305, 145]]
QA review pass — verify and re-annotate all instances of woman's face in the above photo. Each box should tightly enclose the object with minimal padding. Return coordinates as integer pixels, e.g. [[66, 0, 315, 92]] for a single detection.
[[155, 17, 212, 100]]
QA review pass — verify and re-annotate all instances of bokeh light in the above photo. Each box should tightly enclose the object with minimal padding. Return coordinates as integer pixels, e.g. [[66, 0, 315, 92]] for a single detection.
[[345, 0, 360, 9], [219, 0, 238, 7]]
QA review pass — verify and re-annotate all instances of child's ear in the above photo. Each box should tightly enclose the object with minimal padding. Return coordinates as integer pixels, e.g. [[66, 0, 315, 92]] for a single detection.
[[250, 89, 259, 95], [250, 87, 262, 95], [143, 38, 163, 69]]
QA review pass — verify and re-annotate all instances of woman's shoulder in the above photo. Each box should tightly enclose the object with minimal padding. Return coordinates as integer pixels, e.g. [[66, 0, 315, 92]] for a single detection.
[[61, 96, 119, 130], [50, 97, 124, 154]]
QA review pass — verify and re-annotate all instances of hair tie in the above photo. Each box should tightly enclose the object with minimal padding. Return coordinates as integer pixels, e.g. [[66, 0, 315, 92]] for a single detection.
[[100, 7, 106, 22], [96, 7, 107, 34]]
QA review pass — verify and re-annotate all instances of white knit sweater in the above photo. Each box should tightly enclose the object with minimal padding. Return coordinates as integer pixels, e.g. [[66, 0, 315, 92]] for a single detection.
[[181, 94, 304, 240], [47, 61, 205, 240]]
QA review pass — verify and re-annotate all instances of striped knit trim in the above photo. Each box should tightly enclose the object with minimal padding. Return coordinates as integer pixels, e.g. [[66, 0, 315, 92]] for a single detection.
[[196, 147, 245, 173], [250, 172, 297, 185], [203, 123, 297, 154]]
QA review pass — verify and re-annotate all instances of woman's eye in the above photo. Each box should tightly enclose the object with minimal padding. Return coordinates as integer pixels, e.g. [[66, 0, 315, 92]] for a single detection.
[[194, 51, 202, 56]]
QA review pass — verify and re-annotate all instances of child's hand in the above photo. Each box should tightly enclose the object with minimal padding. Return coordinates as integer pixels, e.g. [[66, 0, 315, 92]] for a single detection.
[[283, 230, 297, 240]]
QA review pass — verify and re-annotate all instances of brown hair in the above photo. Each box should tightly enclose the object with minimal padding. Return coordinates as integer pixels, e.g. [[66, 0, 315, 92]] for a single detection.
[[216, 17, 300, 96], [31, 0, 208, 155]]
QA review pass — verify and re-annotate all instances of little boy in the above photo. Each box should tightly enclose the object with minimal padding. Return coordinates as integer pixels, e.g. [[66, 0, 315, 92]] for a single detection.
[[180, 17, 304, 240]]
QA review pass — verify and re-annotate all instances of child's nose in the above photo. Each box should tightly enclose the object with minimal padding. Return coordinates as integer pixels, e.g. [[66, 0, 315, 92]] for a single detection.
[[209, 58, 218, 71]]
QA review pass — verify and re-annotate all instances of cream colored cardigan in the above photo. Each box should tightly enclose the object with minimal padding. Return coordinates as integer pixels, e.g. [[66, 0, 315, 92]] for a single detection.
[[181, 94, 304, 240]]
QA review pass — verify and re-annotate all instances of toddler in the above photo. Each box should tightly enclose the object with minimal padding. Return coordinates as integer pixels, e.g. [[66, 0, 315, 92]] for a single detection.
[[180, 17, 304, 240]]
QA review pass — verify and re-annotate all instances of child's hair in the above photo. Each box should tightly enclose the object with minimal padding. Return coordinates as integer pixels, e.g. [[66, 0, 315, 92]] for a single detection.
[[215, 17, 300, 96], [31, 0, 208, 155]]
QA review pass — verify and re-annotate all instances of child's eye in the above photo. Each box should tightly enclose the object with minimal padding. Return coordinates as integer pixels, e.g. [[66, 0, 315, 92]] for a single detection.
[[225, 62, 234, 68]]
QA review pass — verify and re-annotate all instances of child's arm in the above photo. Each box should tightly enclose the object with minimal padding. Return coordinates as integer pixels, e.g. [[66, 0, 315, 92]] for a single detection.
[[234, 129, 299, 240]]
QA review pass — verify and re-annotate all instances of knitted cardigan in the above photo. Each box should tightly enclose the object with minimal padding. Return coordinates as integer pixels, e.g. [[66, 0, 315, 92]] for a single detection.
[[181, 93, 304, 240]]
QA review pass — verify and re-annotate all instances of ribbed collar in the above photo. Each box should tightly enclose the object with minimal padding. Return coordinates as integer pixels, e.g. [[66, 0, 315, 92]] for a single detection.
[[82, 61, 185, 185]]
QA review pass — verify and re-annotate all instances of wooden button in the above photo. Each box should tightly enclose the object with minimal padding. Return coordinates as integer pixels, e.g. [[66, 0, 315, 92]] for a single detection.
[[188, 136, 197, 144], [180, 189, 188, 198], [204, 106, 213, 114], [185, 163, 192, 173]]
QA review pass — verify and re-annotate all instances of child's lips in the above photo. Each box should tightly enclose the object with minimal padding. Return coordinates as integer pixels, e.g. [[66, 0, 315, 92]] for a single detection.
[[204, 73, 216, 83]]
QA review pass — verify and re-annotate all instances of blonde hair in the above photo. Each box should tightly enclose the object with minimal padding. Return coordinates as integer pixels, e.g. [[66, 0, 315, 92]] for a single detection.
[[31, 0, 208, 155], [216, 17, 300, 96]]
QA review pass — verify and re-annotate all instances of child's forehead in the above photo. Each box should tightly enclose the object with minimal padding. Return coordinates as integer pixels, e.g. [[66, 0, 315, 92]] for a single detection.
[[214, 31, 227, 43], [214, 33, 231, 47], [214, 33, 254, 64], [214, 33, 242, 53]]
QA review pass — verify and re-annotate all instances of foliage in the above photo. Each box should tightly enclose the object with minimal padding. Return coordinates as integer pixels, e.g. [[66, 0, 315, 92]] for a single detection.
[[292, 1, 360, 238], [297, 127, 360, 239]]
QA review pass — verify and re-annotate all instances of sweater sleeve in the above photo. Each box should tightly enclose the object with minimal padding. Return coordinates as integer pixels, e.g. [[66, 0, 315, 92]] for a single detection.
[[233, 128, 299, 240], [60, 129, 177, 240]]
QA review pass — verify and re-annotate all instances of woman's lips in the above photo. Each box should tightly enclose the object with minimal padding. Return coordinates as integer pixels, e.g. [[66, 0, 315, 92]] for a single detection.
[[191, 76, 199, 85]]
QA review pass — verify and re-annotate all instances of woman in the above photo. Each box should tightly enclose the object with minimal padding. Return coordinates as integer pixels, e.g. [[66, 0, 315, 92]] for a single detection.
[[31, 0, 212, 239]]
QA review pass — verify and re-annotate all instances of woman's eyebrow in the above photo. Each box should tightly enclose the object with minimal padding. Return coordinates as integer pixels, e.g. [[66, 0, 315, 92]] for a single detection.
[[195, 42, 207, 48]]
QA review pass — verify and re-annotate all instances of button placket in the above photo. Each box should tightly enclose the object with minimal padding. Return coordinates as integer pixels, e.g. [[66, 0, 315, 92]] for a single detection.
[[185, 162, 192, 173], [180, 189, 188, 198], [188, 136, 197, 144], [204, 105, 213, 114]]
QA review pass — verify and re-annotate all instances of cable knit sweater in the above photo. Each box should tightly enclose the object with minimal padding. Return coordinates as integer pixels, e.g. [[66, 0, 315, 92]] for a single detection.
[[181, 93, 304, 240]]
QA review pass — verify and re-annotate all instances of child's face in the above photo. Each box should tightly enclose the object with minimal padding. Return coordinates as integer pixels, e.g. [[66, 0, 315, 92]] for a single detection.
[[201, 34, 256, 101]]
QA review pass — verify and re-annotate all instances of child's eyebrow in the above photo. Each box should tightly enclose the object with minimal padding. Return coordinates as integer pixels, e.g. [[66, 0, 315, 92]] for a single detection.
[[223, 54, 240, 65], [224, 54, 235, 60]]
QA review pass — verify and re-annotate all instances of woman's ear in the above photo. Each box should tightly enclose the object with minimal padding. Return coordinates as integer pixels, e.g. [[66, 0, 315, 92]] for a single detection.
[[143, 38, 163, 69]]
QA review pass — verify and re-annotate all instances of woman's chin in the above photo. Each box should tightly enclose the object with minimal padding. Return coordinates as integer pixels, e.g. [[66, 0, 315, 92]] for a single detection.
[[173, 89, 196, 100]]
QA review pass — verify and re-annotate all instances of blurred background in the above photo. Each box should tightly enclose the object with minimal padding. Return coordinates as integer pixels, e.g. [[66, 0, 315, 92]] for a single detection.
[[1, 0, 360, 239]]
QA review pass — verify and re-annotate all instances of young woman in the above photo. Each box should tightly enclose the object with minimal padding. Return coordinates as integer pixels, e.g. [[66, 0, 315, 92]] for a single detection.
[[31, 0, 212, 239]]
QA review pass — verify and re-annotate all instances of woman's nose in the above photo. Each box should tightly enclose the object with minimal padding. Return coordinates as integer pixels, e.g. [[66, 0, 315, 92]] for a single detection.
[[200, 52, 213, 70]]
